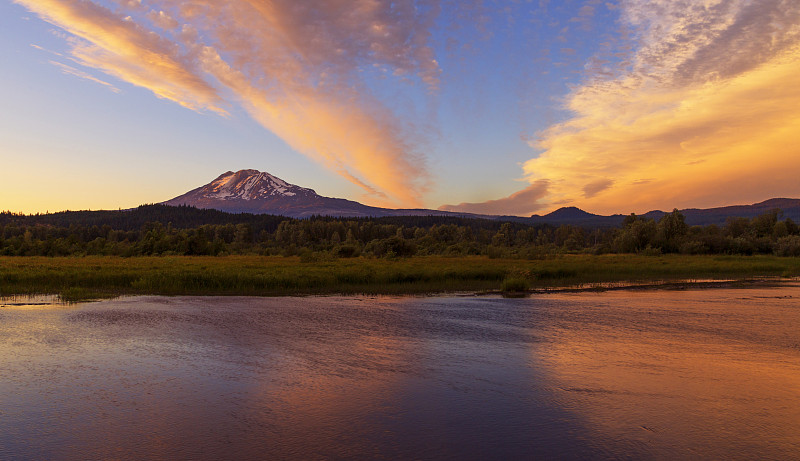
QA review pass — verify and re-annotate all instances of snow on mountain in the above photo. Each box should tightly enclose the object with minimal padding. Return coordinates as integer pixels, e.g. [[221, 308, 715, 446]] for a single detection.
[[164, 169, 493, 218], [165, 169, 470, 218], [200, 170, 314, 201]]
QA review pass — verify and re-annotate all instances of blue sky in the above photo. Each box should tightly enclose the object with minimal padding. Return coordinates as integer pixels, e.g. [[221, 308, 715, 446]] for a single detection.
[[3, 1, 799, 215]]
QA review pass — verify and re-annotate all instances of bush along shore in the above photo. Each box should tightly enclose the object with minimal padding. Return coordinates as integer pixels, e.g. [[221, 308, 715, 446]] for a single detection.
[[1, 254, 799, 302]]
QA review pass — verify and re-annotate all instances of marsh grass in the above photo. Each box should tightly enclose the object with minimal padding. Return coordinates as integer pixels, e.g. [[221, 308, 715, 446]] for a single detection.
[[1, 254, 798, 301], [500, 277, 530, 298], [58, 287, 114, 303]]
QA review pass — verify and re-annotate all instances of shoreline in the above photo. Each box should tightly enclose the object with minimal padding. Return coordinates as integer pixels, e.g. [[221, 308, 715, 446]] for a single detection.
[[526, 276, 796, 294], [481, 276, 797, 298], [2, 277, 797, 305]]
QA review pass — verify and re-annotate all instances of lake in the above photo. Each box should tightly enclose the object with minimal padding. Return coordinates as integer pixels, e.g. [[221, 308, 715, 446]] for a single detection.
[[1, 286, 799, 459]]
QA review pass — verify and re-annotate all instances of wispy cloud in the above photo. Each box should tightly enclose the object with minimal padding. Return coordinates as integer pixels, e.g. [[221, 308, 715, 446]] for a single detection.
[[439, 180, 550, 216], [30, 43, 52, 52], [520, 0, 800, 213], [16, 0, 226, 114], [48, 60, 121, 92], [582, 178, 613, 198], [15, 0, 443, 206]]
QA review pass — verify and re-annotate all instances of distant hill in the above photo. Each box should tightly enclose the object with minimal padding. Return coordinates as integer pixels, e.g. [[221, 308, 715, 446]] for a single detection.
[[3, 198, 799, 232], [525, 207, 626, 227], [516, 198, 800, 227], [642, 198, 800, 226], [0, 204, 287, 232], [0, 204, 522, 234]]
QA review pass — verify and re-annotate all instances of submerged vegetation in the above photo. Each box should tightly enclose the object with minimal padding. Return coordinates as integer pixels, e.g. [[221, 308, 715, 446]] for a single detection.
[[1, 205, 799, 300]]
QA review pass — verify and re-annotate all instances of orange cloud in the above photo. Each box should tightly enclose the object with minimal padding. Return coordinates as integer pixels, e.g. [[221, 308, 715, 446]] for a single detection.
[[199, 47, 426, 206], [48, 60, 121, 93], [14, 0, 225, 114], [15, 0, 440, 207], [521, 0, 800, 214], [439, 180, 550, 216]]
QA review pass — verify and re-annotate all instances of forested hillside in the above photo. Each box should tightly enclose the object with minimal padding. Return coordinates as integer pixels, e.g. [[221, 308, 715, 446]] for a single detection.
[[1, 204, 799, 257]]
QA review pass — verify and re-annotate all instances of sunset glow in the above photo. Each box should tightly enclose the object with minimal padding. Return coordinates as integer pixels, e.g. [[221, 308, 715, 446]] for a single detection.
[[521, 1, 800, 214], [3, 0, 799, 214]]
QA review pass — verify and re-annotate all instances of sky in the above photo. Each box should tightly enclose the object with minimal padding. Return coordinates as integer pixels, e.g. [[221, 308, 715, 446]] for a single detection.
[[2, 0, 799, 216]]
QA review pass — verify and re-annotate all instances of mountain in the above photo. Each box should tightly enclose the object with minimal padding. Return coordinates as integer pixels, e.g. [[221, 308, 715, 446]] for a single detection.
[[164, 170, 800, 224], [165, 169, 372, 217], [164, 169, 479, 219]]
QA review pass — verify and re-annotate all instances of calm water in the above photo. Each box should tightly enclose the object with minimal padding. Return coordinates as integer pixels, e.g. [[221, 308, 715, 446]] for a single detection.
[[1, 286, 799, 460]]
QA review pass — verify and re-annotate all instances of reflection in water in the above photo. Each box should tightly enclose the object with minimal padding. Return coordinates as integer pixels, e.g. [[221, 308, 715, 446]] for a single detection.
[[0, 288, 799, 459], [0, 294, 65, 308], [537, 288, 800, 459]]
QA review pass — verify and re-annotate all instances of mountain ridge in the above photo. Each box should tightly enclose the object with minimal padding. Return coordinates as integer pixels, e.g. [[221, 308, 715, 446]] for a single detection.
[[163, 169, 800, 226], [527, 199, 800, 227], [640, 198, 800, 225]]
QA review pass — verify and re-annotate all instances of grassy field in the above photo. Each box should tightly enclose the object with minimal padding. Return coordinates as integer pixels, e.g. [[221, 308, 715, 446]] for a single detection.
[[1, 254, 799, 301]]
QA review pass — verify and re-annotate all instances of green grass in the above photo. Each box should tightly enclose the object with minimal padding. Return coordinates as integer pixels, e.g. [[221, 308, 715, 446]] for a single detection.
[[1, 254, 798, 301]]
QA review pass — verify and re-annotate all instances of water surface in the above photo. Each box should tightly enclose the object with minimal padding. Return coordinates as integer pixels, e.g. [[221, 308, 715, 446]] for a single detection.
[[1, 286, 799, 459]]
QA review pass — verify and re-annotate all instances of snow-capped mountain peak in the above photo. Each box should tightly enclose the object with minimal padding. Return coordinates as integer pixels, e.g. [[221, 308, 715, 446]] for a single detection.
[[163, 169, 358, 217], [200, 169, 315, 201], [163, 168, 476, 218]]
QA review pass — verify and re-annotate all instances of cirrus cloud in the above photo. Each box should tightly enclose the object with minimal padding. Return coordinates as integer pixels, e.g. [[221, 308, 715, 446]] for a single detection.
[[14, 0, 443, 207], [493, 0, 800, 215], [16, 0, 227, 114]]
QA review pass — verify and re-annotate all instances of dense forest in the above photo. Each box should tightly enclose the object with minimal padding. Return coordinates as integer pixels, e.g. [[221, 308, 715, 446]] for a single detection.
[[1, 204, 799, 258]]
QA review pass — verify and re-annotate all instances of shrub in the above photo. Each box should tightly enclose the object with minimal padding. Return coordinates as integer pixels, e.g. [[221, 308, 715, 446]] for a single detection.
[[501, 276, 530, 292], [334, 245, 360, 258], [640, 245, 663, 256], [775, 236, 800, 257], [680, 240, 708, 255]]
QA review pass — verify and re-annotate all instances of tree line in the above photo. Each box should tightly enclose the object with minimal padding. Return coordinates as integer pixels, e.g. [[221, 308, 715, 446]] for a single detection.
[[1, 205, 799, 258]]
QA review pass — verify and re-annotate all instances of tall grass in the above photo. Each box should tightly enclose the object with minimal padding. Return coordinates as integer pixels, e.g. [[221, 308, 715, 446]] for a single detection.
[[1, 254, 798, 300]]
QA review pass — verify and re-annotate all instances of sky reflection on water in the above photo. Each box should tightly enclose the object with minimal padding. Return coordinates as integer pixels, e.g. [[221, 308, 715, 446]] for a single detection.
[[1, 288, 799, 459]]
